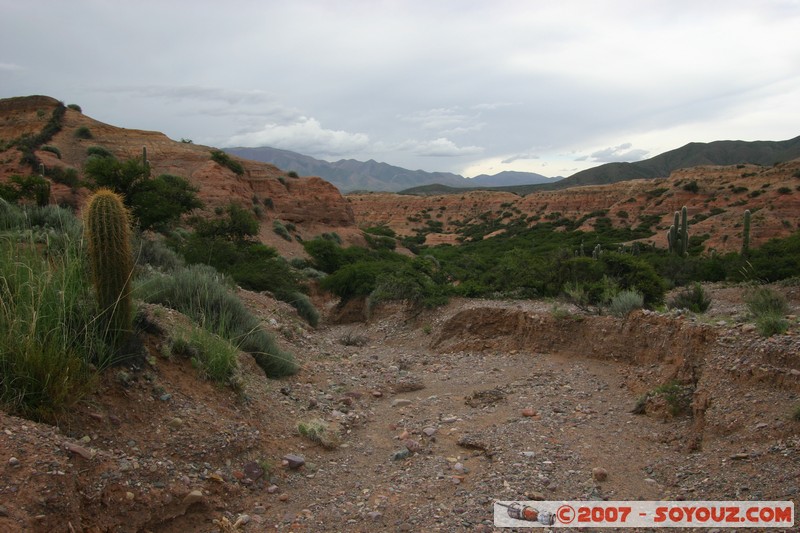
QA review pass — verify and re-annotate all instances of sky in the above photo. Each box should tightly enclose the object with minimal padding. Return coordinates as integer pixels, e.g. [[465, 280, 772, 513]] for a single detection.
[[1, 0, 799, 179]]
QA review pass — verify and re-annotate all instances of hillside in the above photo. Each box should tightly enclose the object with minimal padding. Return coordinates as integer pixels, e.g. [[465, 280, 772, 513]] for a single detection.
[[557, 136, 800, 189], [0, 96, 361, 255], [349, 159, 800, 253], [224, 146, 558, 192]]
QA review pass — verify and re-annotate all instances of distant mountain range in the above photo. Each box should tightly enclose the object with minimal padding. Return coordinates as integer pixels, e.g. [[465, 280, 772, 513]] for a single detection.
[[224, 146, 560, 192], [559, 135, 800, 189]]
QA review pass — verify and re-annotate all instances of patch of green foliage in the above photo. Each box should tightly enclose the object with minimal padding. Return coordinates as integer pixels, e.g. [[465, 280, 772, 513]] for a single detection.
[[210, 150, 244, 176]]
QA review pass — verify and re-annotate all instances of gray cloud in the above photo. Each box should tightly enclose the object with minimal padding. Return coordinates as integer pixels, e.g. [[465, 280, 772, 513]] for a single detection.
[[589, 144, 650, 163], [397, 138, 484, 157], [0, 62, 23, 71], [502, 153, 541, 164], [226, 117, 370, 156]]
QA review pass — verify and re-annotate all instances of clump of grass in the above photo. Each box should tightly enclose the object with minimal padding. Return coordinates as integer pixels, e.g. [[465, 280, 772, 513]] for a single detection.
[[633, 381, 692, 417], [297, 419, 341, 449], [0, 205, 112, 421], [136, 264, 297, 377], [210, 150, 244, 176], [745, 287, 790, 337], [340, 330, 368, 346], [169, 325, 239, 385], [74, 126, 92, 139], [609, 289, 644, 317], [668, 283, 711, 313], [272, 220, 292, 241]]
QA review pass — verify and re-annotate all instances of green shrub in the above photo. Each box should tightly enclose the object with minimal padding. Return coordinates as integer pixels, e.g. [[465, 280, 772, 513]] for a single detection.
[[745, 287, 789, 317], [755, 312, 789, 337], [86, 145, 113, 158], [134, 236, 184, 273], [67, 104, 82, 112], [287, 171, 299, 178], [668, 283, 711, 313], [136, 264, 297, 377], [297, 419, 340, 449], [286, 292, 320, 327], [40, 145, 61, 158], [210, 150, 244, 176], [609, 289, 644, 317], [74, 126, 92, 139], [273, 220, 292, 241]]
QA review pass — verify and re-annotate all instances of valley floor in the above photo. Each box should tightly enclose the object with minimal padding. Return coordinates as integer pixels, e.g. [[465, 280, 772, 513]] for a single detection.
[[1, 284, 799, 532]]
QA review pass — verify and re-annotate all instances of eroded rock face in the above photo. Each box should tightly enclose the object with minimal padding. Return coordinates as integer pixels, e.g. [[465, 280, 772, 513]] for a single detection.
[[0, 95, 357, 253], [348, 160, 800, 253]]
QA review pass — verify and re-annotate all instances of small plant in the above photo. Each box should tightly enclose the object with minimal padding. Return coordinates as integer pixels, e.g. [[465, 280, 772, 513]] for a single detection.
[[745, 287, 789, 337], [287, 171, 299, 178], [340, 330, 368, 347], [422, 324, 432, 335], [170, 326, 239, 385], [273, 220, 292, 241], [297, 419, 341, 449], [74, 126, 92, 139], [682, 180, 699, 193], [86, 145, 113, 158], [609, 289, 644, 317], [637, 381, 692, 417], [67, 104, 82, 112], [668, 283, 711, 313], [792, 405, 800, 422]]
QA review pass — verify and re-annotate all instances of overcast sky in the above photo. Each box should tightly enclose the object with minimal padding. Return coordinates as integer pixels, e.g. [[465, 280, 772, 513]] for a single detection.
[[2, 1, 799, 178]]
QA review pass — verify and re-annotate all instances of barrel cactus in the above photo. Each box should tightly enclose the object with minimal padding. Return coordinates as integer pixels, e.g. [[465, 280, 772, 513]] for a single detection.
[[84, 189, 134, 342]]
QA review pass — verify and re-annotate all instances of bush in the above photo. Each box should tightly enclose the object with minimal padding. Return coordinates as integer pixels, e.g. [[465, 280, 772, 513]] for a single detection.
[[297, 419, 340, 449], [67, 104, 82, 112], [40, 145, 61, 158], [210, 150, 244, 176], [609, 289, 644, 317], [745, 287, 789, 317], [273, 220, 292, 241], [745, 287, 790, 337], [86, 145, 113, 158], [136, 265, 297, 377], [668, 283, 711, 313], [74, 126, 92, 139]]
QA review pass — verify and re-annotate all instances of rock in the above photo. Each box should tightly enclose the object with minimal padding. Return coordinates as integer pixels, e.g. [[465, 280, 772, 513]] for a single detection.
[[392, 449, 411, 461], [283, 454, 305, 469], [592, 467, 608, 482], [254, 505, 267, 514], [159, 393, 172, 401], [8, 457, 20, 467], [372, 391, 383, 398], [525, 491, 545, 501], [0, 505, 8, 517], [125, 492, 135, 501], [236, 514, 251, 526], [182, 490, 204, 506], [730, 453, 750, 460], [63, 441, 94, 460], [742, 324, 757, 333], [391, 399, 412, 407], [520, 451, 536, 458], [457, 434, 492, 455], [278, 493, 289, 502], [168, 417, 183, 429], [422, 427, 437, 437], [267, 485, 279, 494], [244, 461, 265, 480], [521, 408, 537, 417], [405, 439, 422, 453], [367, 511, 383, 521], [442, 416, 458, 423]]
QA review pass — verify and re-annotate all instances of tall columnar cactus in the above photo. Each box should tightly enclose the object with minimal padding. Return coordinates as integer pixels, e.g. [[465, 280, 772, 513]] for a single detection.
[[84, 189, 134, 342], [666, 206, 690, 256], [142, 146, 150, 178], [741, 209, 751, 257]]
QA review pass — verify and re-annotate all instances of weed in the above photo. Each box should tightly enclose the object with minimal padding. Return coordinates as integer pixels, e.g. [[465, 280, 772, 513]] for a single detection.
[[297, 419, 341, 449]]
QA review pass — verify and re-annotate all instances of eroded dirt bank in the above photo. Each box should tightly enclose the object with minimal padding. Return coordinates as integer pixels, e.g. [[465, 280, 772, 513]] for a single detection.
[[1, 290, 799, 532]]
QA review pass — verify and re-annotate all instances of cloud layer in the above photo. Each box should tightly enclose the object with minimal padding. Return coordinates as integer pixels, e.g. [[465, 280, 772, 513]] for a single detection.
[[1, 1, 798, 176]]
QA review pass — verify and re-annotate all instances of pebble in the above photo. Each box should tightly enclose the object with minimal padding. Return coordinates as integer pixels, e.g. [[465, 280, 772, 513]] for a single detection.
[[422, 427, 437, 437], [8, 457, 20, 467], [521, 408, 537, 417], [367, 511, 383, 521], [168, 417, 183, 429], [159, 393, 172, 401], [442, 416, 458, 423], [372, 391, 383, 398], [125, 492, 135, 501], [391, 399, 412, 407], [0, 505, 8, 517], [283, 454, 305, 469], [244, 461, 264, 480], [405, 439, 422, 453], [592, 467, 608, 482], [278, 493, 289, 502], [182, 490, 204, 506], [236, 514, 251, 525], [267, 485, 279, 494]]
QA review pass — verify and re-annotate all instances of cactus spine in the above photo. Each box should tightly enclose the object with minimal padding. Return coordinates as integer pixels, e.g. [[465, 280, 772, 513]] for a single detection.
[[667, 206, 690, 256], [741, 209, 751, 256], [84, 189, 134, 343]]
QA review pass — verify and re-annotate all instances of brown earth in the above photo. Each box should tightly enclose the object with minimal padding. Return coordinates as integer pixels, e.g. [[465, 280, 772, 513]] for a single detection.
[[348, 160, 800, 253], [0, 96, 362, 257], [1, 283, 799, 532]]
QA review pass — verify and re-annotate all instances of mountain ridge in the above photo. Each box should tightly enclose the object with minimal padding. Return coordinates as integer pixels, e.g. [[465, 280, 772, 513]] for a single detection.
[[224, 146, 559, 192]]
